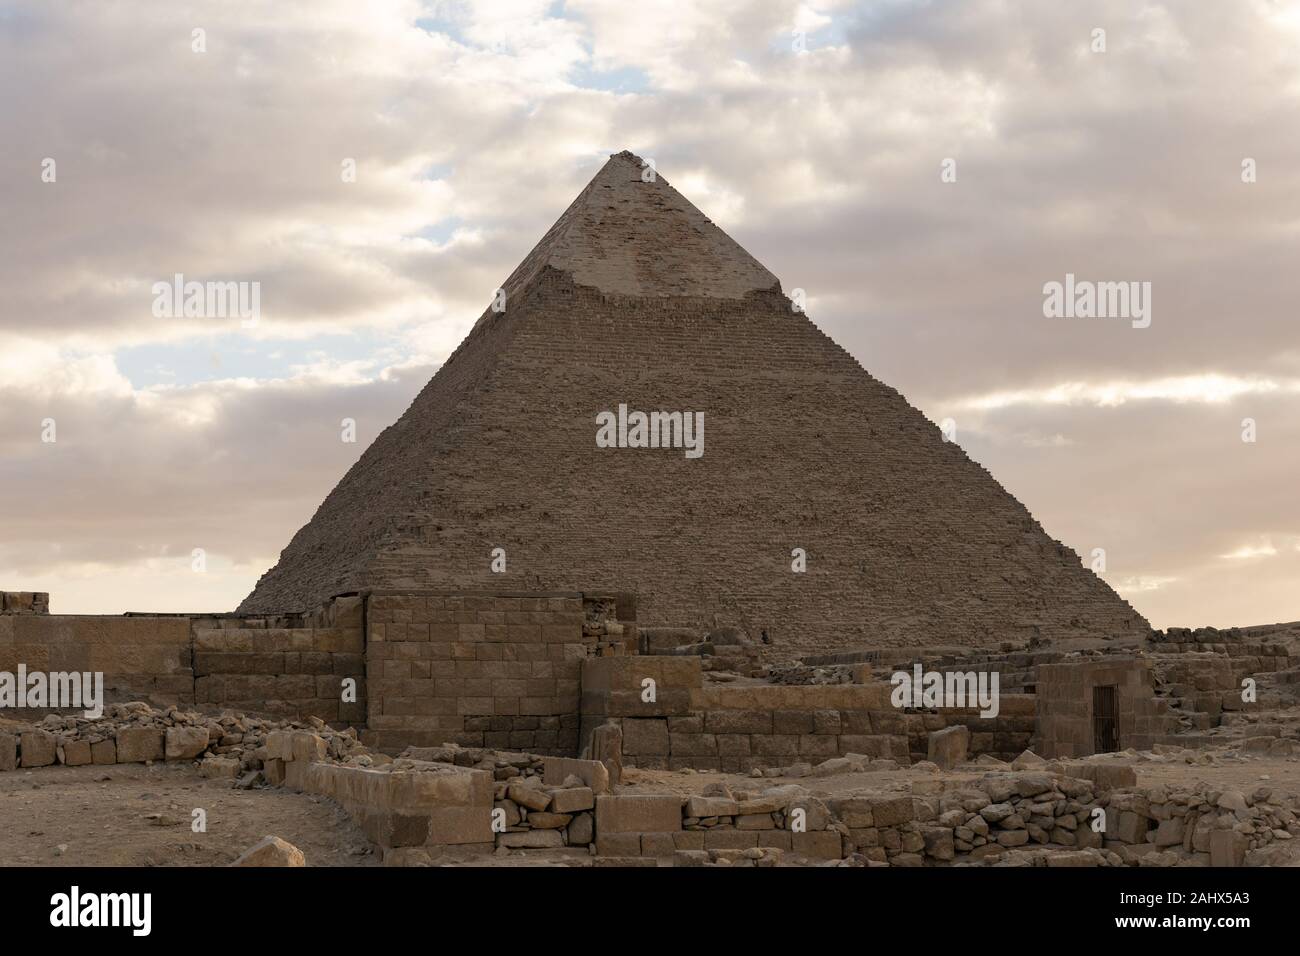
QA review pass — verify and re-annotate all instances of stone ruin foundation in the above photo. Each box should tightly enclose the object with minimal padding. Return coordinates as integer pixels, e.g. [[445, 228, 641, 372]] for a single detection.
[[4, 588, 1298, 868]]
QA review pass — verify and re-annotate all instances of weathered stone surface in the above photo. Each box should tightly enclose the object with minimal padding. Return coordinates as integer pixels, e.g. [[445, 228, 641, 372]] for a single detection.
[[567, 811, 594, 845], [90, 739, 117, 765], [596, 794, 683, 833], [1153, 818, 1185, 847], [549, 787, 595, 813], [595, 723, 624, 785], [927, 725, 969, 771], [621, 718, 669, 756], [544, 756, 611, 794], [869, 795, 915, 827], [524, 812, 572, 829], [922, 826, 955, 860], [1217, 791, 1248, 812], [165, 725, 210, 761], [115, 727, 165, 763], [199, 756, 241, 778], [62, 739, 93, 767], [426, 807, 494, 846], [685, 795, 738, 818], [230, 836, 306, 867], [506, 780, 552, 812], [1209, 829, 1247, 867], [499, 829, 564, 849], [790, 830, 842, 859], [20, 730, 56, 767], [0, 733, 17, 771], [263, 758, 286, 786]]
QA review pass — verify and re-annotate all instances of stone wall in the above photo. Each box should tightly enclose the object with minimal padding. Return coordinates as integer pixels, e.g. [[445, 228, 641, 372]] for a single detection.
[[0, 611, 193, 708], [1036, 658, 1175, 758], [582, 657, 911, 771], [363, 591, 596, 754], [901, 697, 1037, 764], [191, 595, 366, 725], [0, 593, 364, 724], [0, 591, 49, 615]]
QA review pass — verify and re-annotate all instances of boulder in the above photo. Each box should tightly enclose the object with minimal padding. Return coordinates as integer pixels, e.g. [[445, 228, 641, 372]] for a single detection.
[[230, 836, 306, 867], [20, 730, 57, 767], [165, 726, 210, 761], [115, 727, 164, 764], [927, 726, 969, 771]]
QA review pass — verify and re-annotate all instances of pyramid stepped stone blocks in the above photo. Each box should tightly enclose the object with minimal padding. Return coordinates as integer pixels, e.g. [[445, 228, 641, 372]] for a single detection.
[[238, 151, 1146, 659]]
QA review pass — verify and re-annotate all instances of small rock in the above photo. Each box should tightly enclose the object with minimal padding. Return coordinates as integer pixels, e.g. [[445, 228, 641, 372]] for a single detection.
[[230, 836, 306, 867]]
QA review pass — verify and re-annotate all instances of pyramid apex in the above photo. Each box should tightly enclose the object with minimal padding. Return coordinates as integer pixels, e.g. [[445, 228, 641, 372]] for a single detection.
[[487, 152, 781, 305], [608, 148, 645, 163]]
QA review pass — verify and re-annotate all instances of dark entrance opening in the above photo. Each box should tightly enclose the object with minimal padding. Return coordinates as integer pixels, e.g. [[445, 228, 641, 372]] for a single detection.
[[1092, 684, 1119, 753]]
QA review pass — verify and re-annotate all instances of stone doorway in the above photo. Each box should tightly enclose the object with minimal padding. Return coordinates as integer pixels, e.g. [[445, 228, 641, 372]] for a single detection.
[[1092, 684, 1119, 753]]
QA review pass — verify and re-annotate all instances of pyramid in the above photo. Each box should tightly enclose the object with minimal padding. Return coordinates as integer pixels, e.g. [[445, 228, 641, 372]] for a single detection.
[[239, 150, 1148, 657]]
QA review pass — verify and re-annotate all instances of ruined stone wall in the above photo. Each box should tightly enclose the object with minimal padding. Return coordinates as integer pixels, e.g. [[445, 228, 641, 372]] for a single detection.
[[0, 591, 49, 615], [0, 593, 363, 723], [1150, 624, 1293, 682], [191, 595, 366, 726], [1036, 659, 1175, 758], [900, 697, 1037, 763], [363, 591, 595, 754], [582, 657, 912, 771], [0, 609, 193, 707]]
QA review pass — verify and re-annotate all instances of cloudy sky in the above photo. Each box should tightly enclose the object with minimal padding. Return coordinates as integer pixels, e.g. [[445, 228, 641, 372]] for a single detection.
[[2, 0, 1298, 628]]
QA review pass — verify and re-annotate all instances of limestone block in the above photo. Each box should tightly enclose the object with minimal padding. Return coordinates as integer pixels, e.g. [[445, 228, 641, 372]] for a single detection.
[[596, 794, 683, 833], [869, 795, 915, 827], [1209, 829, 1247, 867], [549, 787, 595, 813], [114, 727, 165, 763], [498, 829, 564, 849], [62, 739, 93, 767], [927, 725, 970, 770], [685, 795, 738, 818], [231, 836, 306, 867], [90, 739, 117, 764], [165, 726, 210, 761], [791, 831, 843, 859], [567, 811, 594, 845], [21, 729, 57, 767], [543, 756, 611, 794]]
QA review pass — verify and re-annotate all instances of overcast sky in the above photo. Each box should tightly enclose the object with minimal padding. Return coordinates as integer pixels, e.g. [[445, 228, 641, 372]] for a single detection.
[[2, 0, 1298, 629]]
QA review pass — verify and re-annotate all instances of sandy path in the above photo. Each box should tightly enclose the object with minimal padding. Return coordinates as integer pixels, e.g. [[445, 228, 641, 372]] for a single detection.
[[0, 762, 379, 867]]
